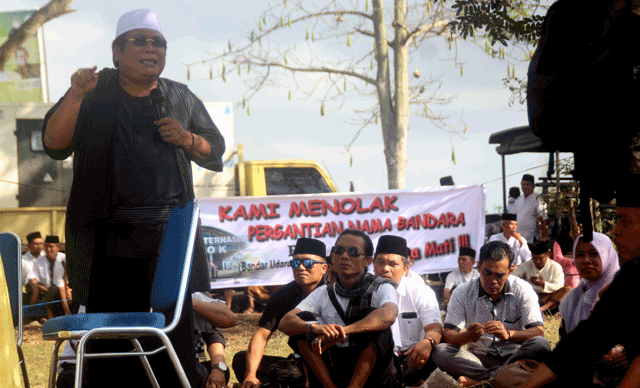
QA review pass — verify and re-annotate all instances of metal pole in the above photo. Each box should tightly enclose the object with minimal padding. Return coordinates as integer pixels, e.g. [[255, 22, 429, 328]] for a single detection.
[[502, 154, 507, 212]]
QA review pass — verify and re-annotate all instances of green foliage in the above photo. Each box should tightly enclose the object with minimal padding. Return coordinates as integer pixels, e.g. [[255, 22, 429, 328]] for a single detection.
[[448, 0, 544, 46]]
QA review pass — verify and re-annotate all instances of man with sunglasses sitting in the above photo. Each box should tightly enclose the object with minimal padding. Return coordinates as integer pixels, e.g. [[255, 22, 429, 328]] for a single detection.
[[373, 235, 443, 387], [279, 229, 399, 388], [233, 237, 328, 388], [432, 241, 550, 387], [42, 8, 225, 387]]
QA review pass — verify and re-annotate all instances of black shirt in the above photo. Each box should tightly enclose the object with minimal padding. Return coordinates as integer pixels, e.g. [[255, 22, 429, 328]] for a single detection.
[[113, 86, 183, 207], [258, 281, 309, 332]]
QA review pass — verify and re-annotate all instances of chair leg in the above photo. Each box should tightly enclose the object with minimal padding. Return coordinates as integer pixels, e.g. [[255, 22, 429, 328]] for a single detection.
[[156, 331, 191, 388], [48, 340, 65, 388], [131, 338, 160, 388], [75, 334, 92, 388], [17, 345, 31, 388]]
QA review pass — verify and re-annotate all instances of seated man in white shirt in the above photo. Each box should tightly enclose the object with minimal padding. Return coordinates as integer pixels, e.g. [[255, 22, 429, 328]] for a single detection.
[[489, 213, 531, 268], [432, 241, 551, 387], [512, 241, 572, 314], [279, 229, 399, 388], [373, 235, 442, 387], [28, 235, 71, 318], [22, 231, 44, 305], [444, 247, 480, 306]]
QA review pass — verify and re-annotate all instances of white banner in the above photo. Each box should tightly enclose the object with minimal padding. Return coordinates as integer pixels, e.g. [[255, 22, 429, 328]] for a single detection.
[[199, 185, 486, 289]]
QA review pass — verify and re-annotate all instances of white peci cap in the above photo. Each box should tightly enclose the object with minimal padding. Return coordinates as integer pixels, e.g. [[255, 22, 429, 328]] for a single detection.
[[115, 9, 162, 39]]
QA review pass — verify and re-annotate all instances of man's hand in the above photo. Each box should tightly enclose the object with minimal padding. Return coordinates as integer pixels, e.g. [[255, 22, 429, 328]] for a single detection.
[[312, 333, 346, 354], [206, 369, 227, 388], [602, 345, 627, 364], [239, 376, 261, 388], [156, 117, 191, 147], [465, 323, 485, 342], [310, 323, 346, 342], [310, 324, 346, 354], [483, 320, 509, 342], [513, 232, 527, 246], [402, 339, 434, 369], [529, 276, 545, 288], [69, 66, 98, 101]]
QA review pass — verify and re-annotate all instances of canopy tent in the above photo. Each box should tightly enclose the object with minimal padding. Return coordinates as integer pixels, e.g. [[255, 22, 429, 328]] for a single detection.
[[488, 125, 568, 210]]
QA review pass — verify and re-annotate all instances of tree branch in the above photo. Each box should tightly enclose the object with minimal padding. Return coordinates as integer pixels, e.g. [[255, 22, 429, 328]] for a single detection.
[[0, 0, 75, 70], [405, 19, 449, 46], [249, 60, 377, 86]]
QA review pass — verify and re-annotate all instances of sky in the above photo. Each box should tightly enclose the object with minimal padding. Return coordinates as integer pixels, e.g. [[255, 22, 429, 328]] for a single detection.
[[1, 0, 561, 213]]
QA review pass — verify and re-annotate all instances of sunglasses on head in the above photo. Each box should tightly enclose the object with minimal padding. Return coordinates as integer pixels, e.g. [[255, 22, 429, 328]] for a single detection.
[[128, 37, 167, 48], [331, 245, 364, 258], [290, 259, 324, 269]]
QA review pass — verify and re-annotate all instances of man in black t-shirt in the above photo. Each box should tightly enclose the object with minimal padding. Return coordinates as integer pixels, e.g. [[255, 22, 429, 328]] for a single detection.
[[232, 238, 328, 388]]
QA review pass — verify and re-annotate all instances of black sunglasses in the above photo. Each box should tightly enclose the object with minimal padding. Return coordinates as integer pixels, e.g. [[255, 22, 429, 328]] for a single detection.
[[128, 37, 167, 48], [290, 259, 325, 269], [331, 245, 364, 258]]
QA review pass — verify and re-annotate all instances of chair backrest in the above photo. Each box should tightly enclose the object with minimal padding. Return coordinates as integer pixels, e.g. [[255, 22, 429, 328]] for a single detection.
[[0, 232, 23, 342], [150, 200, 200, 332]]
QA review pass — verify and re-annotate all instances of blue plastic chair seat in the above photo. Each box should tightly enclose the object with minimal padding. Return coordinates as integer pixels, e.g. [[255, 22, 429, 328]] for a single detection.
[[42, 312, 166, 339]]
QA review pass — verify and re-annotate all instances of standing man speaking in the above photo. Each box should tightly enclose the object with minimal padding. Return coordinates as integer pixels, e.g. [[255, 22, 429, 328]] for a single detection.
[[42, 8, 225, 387]]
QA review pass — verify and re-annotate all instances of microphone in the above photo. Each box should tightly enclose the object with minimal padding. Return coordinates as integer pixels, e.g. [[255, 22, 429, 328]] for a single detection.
[[150, 88, 166, 120], [150, 88, 175, 148]]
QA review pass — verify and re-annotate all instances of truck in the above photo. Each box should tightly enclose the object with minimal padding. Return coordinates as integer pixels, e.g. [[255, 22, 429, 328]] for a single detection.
[[0, 101, 339, 244]]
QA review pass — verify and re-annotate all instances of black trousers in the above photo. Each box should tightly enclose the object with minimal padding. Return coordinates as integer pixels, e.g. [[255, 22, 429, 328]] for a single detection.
[[83, 221, 198, 388]]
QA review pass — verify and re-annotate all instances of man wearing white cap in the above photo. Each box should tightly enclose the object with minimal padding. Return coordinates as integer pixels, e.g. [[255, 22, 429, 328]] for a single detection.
[[41, 8, 225, 388]]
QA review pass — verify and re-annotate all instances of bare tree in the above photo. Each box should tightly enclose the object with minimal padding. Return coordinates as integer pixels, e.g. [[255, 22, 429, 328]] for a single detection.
[[0, 0, 74, 71], [188, 0, 473, 190]]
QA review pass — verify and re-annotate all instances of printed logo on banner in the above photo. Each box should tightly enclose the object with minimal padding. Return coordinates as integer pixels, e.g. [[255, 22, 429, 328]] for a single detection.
[[201, 225, 249, 281]]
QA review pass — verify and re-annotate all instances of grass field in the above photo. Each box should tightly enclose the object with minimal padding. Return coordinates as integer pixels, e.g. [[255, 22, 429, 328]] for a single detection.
[[18, 313, 563, 388]]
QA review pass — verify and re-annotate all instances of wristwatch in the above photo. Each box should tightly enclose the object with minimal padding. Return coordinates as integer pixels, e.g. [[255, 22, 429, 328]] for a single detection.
[[212, 361, 228, 373]]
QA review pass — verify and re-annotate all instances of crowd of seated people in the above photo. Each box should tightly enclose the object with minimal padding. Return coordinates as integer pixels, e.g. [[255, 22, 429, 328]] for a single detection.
[[23, 234, 72, 319], [21, 202, 640, 388]]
